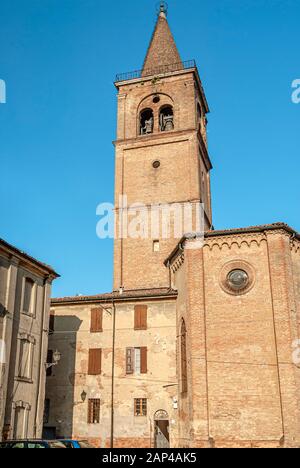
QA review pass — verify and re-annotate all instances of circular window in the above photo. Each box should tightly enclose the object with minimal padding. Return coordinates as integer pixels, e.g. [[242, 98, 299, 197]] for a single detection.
[[219, 261, 255, 296], [152, 160, 161, 169], [153, 95, 160, 104], [227, 269, 249, 291]]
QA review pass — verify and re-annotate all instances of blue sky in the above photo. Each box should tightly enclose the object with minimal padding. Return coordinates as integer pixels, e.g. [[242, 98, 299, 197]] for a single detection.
[[0, 0, 299, 298]]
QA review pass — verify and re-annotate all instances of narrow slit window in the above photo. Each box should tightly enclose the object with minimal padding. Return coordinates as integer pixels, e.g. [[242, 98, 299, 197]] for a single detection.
[[153, 240, 160, 252]]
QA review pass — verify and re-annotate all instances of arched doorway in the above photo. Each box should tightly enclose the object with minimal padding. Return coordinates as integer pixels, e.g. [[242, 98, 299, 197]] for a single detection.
[[154, 410, 170, 448]]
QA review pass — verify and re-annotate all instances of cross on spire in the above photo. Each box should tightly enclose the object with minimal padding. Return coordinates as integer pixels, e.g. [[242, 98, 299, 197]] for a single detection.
[[158, 1, 168, 17]]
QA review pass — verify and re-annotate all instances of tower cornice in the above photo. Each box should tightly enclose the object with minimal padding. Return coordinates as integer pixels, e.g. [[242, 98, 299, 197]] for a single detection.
[[115, 65, 209, 115]]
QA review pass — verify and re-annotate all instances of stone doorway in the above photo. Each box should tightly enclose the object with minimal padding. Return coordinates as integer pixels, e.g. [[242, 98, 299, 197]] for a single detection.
[[154, 410, 170, 448]]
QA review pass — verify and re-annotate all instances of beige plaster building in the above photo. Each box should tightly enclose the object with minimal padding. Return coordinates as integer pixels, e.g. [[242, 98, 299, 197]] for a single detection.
[[45, 6, 300, 448], [0, 238, 58, 441]]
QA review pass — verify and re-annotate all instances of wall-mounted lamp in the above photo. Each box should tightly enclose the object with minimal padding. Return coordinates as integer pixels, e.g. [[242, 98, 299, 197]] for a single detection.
[[81, 390, 87, 402]]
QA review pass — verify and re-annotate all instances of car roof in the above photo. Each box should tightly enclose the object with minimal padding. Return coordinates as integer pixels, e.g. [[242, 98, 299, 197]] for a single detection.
[[1, 440, 59, 443]]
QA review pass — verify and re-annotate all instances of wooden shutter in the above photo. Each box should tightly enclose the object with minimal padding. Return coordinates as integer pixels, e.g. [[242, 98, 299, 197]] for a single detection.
[[134, 305, 147, 330], [140, 306, 147, 330], [90, 308, 103, 333], [140, 347, 147, 374], [88, 349, 102, 375], [126, 348, 135, 374]]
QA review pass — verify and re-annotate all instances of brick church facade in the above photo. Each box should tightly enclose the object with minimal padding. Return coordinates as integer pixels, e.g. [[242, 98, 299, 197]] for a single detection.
[[45, 6, 300, 448]]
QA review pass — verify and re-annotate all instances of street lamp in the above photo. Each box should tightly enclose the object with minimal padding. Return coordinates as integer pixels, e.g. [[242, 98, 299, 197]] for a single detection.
[[45, 349, 61, 370]]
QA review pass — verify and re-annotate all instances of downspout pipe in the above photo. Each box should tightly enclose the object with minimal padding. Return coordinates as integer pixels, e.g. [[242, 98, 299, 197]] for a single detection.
[[110, 299, 116, 448], [33, 276, 49, 438]]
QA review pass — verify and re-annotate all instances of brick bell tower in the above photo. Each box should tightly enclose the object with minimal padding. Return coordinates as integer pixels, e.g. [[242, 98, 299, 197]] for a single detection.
[[113, 3, 213, 291]]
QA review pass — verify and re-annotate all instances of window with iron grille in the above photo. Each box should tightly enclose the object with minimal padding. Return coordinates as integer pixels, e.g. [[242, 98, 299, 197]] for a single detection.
[[134, 398, 147, 417], [43, 399, 50, 424], [46, 350, 53, 377], [88, 399, 100, 424]]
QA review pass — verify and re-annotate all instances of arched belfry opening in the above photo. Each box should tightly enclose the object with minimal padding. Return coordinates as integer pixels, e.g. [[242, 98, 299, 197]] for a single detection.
[[159, 106, 174, 132], [140, 109, 154, 135]]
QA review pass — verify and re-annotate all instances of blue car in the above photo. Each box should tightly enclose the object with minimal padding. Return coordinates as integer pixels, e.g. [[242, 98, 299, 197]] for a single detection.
[[58, 440, 95, 449]]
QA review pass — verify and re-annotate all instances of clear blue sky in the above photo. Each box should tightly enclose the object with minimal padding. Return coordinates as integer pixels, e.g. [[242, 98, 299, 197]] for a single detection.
[[0, 0, 299, 298]]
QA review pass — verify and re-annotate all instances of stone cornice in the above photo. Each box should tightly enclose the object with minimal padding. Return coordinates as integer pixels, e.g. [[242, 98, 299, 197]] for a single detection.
[[291, 236, 300, 253], [0, 238, 59, 279], [170, 252, 185, 274], [203, 232, 267, 251]]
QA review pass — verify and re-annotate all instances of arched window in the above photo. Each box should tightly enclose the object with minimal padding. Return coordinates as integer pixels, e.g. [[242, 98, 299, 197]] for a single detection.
[[159, 106, 174, 132], [140, 109, 154, 135], [181, 319, 187, 394]]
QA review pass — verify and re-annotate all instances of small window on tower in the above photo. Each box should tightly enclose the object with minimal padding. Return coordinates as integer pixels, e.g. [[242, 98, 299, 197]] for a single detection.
[[160, 106, 174, 132], [197, 103, 202, 133], [153, 240, 160, 252], [140, 109, 154, 135]]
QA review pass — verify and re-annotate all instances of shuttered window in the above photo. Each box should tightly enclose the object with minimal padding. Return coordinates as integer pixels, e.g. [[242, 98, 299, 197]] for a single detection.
[[88, 399, 100, 424], [134, 305, 147, 330], [126, 347, 147, 374], [126, 348, 134, 374], [140, 347, 147, 374], [88, 349, 102, 375], [90, 308, 103, 333]]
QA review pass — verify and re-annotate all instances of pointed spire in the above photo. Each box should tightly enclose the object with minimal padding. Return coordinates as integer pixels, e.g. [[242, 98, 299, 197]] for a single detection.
[[142, 3, 182, 77]]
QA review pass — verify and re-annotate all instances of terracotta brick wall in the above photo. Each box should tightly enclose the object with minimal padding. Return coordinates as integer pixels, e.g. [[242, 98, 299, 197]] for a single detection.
[[172, 230, 300, 448], [114, 71, 211, 291]]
